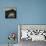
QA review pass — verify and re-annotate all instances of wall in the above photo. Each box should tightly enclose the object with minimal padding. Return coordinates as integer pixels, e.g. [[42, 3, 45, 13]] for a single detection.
[[0, 0, 46, 44]]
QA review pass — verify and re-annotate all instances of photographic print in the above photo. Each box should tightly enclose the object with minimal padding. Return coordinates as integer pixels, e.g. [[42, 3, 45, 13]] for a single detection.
[[5, 7, 16, 19]]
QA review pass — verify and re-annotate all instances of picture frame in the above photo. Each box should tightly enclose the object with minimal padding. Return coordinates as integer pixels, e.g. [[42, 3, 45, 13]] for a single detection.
[[5, 7, 16, 19]]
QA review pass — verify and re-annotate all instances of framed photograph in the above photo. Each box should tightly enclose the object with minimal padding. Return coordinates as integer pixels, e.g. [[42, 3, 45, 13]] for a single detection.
[[5, 7, 16, 19]]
